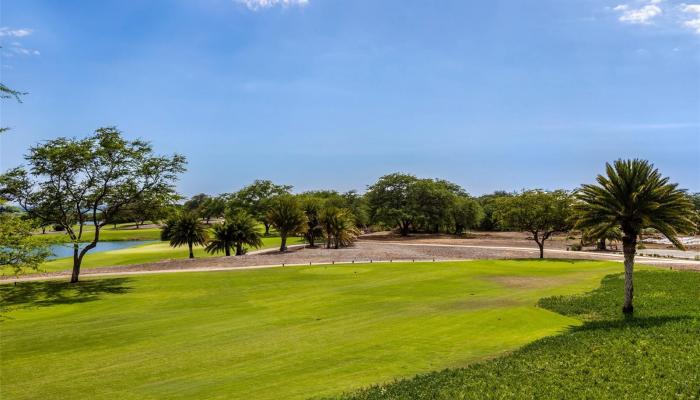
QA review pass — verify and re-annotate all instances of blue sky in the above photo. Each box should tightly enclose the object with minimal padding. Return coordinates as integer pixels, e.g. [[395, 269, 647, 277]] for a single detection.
[[1, 0, 699, 196]]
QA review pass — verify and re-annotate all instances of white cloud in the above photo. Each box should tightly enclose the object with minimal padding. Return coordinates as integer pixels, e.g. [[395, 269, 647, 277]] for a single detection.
[[0, 27, 32, 37], [681, 3, 700, 33], [615, 3, 663, 24], [235, 0, 309, 10], [6, 42, 40, 56]]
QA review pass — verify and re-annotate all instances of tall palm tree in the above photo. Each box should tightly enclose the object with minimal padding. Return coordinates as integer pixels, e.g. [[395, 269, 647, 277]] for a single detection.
[[161, 213, 209, 259], [267, 195, 307, 251], [573, 159, 695, 314], [207, 211, 264, 256]]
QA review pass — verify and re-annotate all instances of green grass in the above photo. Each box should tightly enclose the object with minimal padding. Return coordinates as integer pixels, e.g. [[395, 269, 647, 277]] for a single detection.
[[38, 236, 306, 273], [1, 260, 628, 400], [36, 224, 163, 242], [335, 269, 700, 400]]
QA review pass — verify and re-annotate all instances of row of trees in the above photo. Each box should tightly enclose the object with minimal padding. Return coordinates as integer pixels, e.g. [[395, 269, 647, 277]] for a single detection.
[[162, 191, 365, 257]]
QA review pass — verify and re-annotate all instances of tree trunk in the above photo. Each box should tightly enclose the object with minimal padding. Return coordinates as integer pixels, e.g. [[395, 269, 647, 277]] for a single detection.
[[597, 238, 606, 251], [538, 242, 544, 259], [622, 235, 636, 315], [188, 241, 194, 259], [264, 223, 271, 236], [225, 246, 231, 257], [70, 243, 81, 283], [280, 235, 287, 252], [236, 243, 243, 256], [42, 226, 46, 234], [399, 221, 410, 236]]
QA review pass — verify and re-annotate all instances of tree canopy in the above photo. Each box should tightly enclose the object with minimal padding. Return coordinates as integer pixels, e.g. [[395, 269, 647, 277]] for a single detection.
[[493, 190, 572, 258], [0, 127, 186, 282]]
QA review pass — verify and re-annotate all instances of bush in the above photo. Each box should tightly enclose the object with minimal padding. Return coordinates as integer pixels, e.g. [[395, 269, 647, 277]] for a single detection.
[[568, 243, 582, 251]]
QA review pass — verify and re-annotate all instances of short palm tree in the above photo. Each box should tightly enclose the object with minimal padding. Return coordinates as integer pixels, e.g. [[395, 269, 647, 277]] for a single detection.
[[161, 213, 209, 259], [267, 195, 307, 251], [207, 212, 263, 256], [573, 159, 695, 314], [320, 207, 360, 249]]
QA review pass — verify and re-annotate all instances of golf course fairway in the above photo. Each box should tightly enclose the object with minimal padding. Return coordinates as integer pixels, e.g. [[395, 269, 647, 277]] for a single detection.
[[1, 259, 627, 399]]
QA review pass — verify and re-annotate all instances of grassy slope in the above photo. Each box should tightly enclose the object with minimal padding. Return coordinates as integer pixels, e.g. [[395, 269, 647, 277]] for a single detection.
[[336, 270, 700, 399], [39, 236, 306, 273], [0, 260, 624, 400]]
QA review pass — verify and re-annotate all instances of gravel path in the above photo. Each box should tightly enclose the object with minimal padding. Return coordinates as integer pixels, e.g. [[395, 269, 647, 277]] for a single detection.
[[3, 240, 699, 283]]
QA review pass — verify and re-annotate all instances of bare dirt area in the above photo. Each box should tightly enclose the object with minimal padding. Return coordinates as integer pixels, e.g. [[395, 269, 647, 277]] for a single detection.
[[362, 231, 571, 249], [4, 236, 699, 283]]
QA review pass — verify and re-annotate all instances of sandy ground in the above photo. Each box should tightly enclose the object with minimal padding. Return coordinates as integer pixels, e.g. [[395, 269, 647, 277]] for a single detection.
[[4, 235, 699, 283]]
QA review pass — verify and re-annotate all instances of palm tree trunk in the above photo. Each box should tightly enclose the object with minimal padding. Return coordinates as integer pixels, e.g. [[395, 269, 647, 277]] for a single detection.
[[622, 235, 636, 315], [280, 234, 287, 252], [236, 243, 243, 256], [188, 241, 194, 259], [597, 238, 606, 250], [225, 246, 231, 256]]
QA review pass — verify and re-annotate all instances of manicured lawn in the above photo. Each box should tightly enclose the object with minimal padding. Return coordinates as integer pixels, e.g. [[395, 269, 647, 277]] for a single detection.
[[36, 224, 163, 242], [38, 236, 306, 273], [335, 269, 700, 400], [1, 260, 627, 400]]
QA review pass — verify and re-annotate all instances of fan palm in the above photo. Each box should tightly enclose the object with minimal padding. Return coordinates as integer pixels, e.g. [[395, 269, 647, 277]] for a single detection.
[[206, 212, 263, 256], [161, 213, 209, 259], [573, 159, 695, 314], [267, 195, 307, 251], [320, 207, 361, 249]]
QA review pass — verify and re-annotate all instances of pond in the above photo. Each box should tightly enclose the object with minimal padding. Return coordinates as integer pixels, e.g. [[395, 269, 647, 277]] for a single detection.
[[47, 240, 158, 260]]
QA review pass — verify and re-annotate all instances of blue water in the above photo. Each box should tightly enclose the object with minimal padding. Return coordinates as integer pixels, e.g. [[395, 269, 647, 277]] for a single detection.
[[47, 240, 158, 260]]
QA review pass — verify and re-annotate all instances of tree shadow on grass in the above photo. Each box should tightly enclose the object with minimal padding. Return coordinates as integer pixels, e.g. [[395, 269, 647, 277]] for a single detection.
[[0, 278, 132, 319], [571, 314, 694, 333]]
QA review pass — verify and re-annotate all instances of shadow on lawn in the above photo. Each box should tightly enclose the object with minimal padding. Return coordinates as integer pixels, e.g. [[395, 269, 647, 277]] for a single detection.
[[0, 278, 132, 318]]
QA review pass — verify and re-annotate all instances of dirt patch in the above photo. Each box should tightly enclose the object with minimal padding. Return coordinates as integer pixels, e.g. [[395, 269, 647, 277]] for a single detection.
[[487, 276, 570, 290]]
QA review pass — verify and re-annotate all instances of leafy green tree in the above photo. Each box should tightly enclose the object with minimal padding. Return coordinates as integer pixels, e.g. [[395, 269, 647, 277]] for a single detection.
[[477, 191, 512, 231], [0, 201, 51, 275], [200, 196, 227, 224], [184, 193, 210, 216], [452, 197, 484, 235], [267, 195, 307, 251], [161, 213, 209, 259], [0, 83, 25, 134], [366, 173, 419, 236], [110, 191, 179, 228], [231, 180, 292, 235], [573, 159, 695, 314], [493, 190, 572, 259], [410, 179, 458, 233], [0, 127, 186, 282]]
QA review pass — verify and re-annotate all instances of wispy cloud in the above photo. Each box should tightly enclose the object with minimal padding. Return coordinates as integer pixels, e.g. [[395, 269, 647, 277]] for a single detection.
[[614, 2, 663, 24], [235, 0, 309, 11], [0, 27, 32, 37]]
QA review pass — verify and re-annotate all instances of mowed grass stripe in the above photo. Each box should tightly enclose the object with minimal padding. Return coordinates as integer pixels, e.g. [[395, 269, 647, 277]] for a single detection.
[[1, 260, 625, 400]]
